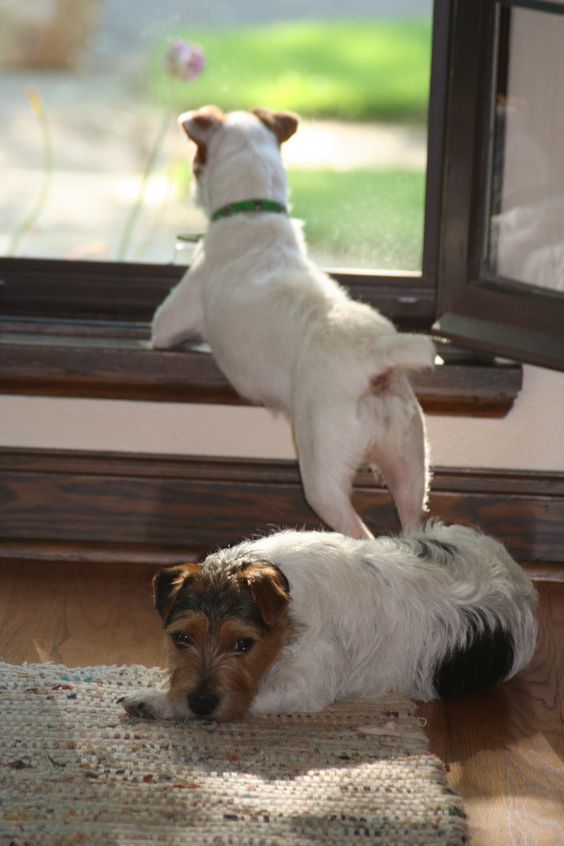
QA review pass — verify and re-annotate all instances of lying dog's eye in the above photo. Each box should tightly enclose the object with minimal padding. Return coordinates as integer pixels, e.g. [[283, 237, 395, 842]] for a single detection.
[[233, 638, 255, 654], [172, 632, 192, 649]]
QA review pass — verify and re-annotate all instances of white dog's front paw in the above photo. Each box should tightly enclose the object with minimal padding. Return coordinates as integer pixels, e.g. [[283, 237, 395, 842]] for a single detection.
[[119, 688, 176, 721], [150, 320, 179, 350], [150, 321, 204, 350]]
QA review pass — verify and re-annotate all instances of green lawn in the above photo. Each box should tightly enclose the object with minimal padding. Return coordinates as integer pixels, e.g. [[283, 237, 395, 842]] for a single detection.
[[288, 168, 425, 270], [153, 19, 432, 122], [156, 19, 429, 268]]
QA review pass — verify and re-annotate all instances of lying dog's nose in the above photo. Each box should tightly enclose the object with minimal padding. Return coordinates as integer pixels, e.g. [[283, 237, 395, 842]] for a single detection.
[[188, 692, 219, 716]]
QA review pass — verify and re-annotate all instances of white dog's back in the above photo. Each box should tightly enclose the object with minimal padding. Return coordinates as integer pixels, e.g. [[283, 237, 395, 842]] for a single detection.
[[225, 522, 538, 706]]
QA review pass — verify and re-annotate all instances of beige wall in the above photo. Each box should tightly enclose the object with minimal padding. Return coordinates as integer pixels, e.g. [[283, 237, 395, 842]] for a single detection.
[[1, 363, 563, 471]]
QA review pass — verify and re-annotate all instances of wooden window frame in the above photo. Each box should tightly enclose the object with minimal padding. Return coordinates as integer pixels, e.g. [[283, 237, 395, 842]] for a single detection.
[[433, 0, 564, 371]]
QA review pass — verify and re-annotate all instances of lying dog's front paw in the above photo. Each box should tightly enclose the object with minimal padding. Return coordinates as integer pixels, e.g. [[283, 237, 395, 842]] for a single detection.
[[118, 688, 175, 721]]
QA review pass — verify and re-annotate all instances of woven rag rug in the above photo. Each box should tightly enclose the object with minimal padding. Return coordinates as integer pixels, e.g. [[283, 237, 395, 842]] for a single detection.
[[0, 662, 468, 846]]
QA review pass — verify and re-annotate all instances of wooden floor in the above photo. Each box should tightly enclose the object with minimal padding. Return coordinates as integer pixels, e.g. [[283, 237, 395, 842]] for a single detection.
[[1, 557, 562, 845]]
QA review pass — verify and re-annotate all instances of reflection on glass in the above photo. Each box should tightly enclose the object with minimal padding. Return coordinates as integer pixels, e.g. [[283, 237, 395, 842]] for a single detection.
[[486, 2, 564, 293], [0, 0, 431, 270]]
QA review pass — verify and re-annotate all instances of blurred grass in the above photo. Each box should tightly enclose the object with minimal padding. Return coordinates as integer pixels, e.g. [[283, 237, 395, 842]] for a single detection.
[[152, 19, 432, 122], [288, 168, 425, 269], [172, 165, 425, 270], [158, 19, 429, 268]]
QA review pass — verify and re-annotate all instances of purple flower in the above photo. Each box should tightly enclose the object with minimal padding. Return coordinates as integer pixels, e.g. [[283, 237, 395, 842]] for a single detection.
[[164, 38, 205, 82]]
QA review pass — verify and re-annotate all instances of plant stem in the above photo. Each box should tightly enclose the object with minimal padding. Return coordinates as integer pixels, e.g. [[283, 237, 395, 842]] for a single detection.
[[8, 88, 53, 256], [115, 110, 171, 261]]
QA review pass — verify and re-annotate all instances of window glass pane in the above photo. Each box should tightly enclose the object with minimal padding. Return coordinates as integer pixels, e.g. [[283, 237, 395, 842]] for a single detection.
[[1, 0, 431, 270], [485, 1, 564, 294]]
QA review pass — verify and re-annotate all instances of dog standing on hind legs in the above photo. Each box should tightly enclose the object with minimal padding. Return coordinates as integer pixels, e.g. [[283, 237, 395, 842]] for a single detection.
[[151, 105, 436, 537]]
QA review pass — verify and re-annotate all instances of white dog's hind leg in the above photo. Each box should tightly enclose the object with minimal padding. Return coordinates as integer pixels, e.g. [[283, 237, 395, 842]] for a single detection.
[[369, 394, 429, 531], [294, 405, 374, 539]]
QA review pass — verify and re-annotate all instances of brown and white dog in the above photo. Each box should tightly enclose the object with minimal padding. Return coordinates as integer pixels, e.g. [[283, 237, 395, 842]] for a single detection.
[[120, 522, 538, 722], [151, 106, 435, 537]]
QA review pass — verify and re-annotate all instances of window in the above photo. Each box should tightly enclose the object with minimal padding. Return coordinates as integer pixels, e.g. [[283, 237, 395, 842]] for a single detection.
[[0, 1, 531, 412], [1, 2, 433, 274], [433, 0, 564, 371]]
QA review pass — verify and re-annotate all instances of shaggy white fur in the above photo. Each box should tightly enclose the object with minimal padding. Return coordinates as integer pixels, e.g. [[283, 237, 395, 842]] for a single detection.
[[150, 107, 435, 538], [121, 522, 538, 720], [232, 522, 538, 713]]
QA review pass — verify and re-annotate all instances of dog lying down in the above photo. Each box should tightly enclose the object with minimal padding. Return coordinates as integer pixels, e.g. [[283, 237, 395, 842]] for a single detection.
[[120, 522, 538, 722], [151, 105, 436, 538]]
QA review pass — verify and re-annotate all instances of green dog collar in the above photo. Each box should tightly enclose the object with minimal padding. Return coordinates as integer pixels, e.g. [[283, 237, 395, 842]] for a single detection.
[[211, 199, 287, 222]]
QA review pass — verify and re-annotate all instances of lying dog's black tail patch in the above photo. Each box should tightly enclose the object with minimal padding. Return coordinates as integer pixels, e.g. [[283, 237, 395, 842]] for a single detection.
[[433, 610, 515, 700]]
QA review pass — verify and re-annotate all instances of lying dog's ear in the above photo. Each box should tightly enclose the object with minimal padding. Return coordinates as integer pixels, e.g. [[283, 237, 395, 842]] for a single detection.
[[178, 104, 225, 145], [252, 108, 299, 144], [152, 564, 202, 621], [240, 562, 290, 627]]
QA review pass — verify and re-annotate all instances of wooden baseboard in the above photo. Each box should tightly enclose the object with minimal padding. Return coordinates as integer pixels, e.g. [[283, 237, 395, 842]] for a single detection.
[[1, 447, 563, 565]]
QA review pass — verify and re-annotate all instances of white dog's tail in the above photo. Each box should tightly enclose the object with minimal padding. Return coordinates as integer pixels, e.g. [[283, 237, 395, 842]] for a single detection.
[[372, 332, 435, 374]]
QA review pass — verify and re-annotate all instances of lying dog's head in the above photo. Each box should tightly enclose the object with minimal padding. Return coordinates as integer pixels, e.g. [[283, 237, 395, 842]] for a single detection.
[[176, 105, 299, 216], [153, 557, 292, 720]]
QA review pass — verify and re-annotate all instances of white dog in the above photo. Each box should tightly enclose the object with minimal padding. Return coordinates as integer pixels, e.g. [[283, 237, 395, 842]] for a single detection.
[[151, 106, 436, 538], [120, 521, 538, 722]]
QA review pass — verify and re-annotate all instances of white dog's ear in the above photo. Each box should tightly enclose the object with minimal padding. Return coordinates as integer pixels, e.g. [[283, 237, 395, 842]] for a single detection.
[[252, 107, 299, 144], [240, 562, 290, 627], [178, 105, 225, 145]]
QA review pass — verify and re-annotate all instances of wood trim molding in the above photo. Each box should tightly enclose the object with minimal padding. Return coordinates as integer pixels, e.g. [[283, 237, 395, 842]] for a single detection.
[[0, 323, 522, 417], [0, 448, 562, 566]]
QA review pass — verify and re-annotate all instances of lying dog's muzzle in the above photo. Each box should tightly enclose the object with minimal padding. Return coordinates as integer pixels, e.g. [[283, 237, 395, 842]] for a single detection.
[[188, 692, 219, 717]]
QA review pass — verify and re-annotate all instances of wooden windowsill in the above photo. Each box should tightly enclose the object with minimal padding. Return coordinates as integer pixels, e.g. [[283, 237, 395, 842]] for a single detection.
[[0, 316, 522, 416]]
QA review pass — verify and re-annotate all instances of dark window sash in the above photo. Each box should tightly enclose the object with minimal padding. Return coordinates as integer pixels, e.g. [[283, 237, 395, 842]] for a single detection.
[[433, 0, 564, 371], [0, 257, 435, 330]]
